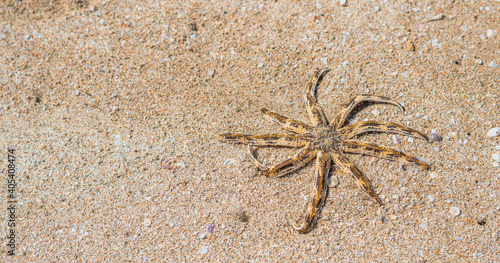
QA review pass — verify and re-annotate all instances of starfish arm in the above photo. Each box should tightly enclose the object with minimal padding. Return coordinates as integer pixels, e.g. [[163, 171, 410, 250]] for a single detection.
[[306, 68, 330, 98], [338, 121, 429, 141], [260, 108, 313, 134], [340, 140, 430, 169], [304, 69, 330, 126], [220, 133, 310, 148], [330, 150, 382, 205], [332, 95, 405, 129], [291, 150, 331, 233], [305, 94, 329, 126], [248, 143, 317, 178]]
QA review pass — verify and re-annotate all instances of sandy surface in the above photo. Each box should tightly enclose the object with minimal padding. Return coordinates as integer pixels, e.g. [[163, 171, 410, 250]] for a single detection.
[[1, 0, 499, 261]]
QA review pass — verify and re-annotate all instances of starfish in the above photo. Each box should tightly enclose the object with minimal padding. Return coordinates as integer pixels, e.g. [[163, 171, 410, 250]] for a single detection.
[[220, 69, 430, 233]]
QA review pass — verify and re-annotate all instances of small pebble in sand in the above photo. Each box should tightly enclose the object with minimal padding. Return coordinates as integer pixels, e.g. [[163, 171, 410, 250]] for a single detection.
[[493, 162, 499, 167], [143, 219, 151, 227], [408, 137, 414, 143], [381, 216, 387, 223], [371, 109, 380, 116], [492, 153, 500, 162], [208, 223, 215, 233], [198, 246, 209, 254], [449, 207, 461, 216], [338, 0, 347, 7], [489, 62, 498, 68], [199, 233, 206, 239], [427, 195, 435, 202], [431, 38, 440, 47], [434, 147, 440, 152], [487, 29, 496, 38], [487, 127, 500, 137], [392, 135, 401, 144], [429, 171, 439, 179], [475, 59, 483, 65], [429, 133, 442, 142], [208, 69, 215, 77], [405, 40, 415, 51]]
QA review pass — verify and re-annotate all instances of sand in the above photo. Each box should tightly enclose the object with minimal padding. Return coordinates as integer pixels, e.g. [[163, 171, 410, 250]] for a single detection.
[[1, 0, 499, 261]]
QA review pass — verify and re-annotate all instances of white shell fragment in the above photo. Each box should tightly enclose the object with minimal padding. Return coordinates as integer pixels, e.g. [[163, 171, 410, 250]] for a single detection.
[[429, 171, 439, 179], [426, 14, 444, 22], [392, 135, 401, 144], [487, 127, 500, 137], [198, 246, 209, 254], [492, 153, 500, 162], [487, 29, 496, 38], [338, 0, 348, 6], [449, 207, 461, 216]]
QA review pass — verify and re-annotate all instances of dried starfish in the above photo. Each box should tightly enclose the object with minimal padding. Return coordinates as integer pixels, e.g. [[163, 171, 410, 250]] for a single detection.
[[221, 69, 430, 233]]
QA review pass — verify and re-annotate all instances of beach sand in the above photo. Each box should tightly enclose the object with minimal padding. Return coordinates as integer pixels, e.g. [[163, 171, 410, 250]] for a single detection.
[[1, 0, 499, 261]]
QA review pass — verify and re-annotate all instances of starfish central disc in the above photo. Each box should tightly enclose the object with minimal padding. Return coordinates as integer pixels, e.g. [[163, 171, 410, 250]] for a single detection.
[[311, 125, 339, 150]]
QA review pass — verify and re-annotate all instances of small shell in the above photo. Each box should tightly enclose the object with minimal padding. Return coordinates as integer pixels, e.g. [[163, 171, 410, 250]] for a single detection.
[[487, 127, 500, 137], [427, 13, 444, 22], [429, 171, 439, 179], [162, 158, 185, 170], [449, 207, 461, 216], [429, 133, 442, 142], [392, 135, 401, 144]]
